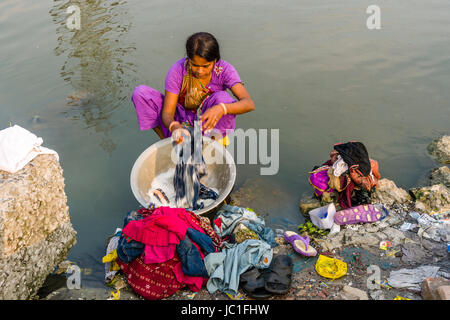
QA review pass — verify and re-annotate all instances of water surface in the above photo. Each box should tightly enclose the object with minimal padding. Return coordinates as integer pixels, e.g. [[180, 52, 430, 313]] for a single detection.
[[1, 0, 449, 287]]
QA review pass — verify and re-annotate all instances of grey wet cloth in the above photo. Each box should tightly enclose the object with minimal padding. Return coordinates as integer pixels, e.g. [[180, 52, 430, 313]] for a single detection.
[[173, 121, 218, 210], [213, 205, 277, 248], [204, 239, 273, 295], [387, 266, 443, 291]]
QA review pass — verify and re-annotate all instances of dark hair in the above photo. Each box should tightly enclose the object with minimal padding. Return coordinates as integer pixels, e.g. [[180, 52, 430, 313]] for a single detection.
[[186, 32, 220, 62]]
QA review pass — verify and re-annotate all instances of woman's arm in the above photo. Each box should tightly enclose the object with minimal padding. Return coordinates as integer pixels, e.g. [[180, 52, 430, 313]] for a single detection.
[[161, 90, 189, 143], [200, 83, 254, 132], [225, 82, 255, 114], [161, 90, 182, 131]]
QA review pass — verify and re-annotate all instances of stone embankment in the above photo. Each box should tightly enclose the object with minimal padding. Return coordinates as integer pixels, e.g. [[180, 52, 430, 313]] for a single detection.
[[0, 154, 76, 299]]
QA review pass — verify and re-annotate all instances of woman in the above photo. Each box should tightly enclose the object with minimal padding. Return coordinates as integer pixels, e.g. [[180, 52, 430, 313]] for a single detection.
[[131, 32, 255, 144]]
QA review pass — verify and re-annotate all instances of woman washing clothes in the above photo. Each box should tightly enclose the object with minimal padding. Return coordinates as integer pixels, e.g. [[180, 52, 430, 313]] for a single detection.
[[131, 32, 255, 145]]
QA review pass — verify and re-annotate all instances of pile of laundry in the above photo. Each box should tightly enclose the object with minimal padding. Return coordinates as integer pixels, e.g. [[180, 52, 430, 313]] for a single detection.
[[308, 141, 381, 209], [102, 204, 297, 300]]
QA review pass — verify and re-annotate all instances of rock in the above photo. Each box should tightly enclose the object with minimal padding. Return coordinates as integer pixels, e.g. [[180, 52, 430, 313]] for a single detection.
[[0, 154, 77, 299], [427, 136, 450, 164], [55, 260, 73, 275], [382, 227, 407, 246], [409, 184, 450, 214], [273, 240, 293, 256], [339, 292, 354, 300], [421, 277, 450, 300], [274, 236, 286, 246], [299, 195, 322, 216], [369, 290, 385, 300], [430, 166, 450, 188], [341, 285, 369, 300], [414, 201, 428, 213], [319, 233, 344, 252], [437, 286, 450, 300], [371, 179, 412, 206], [364, 224, 380, 233], [346, 232, 379, 248], [295, 290, 306, 296]]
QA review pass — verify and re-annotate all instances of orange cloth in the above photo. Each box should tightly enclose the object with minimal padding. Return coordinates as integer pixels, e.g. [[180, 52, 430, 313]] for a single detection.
[[349, 159, 380, 191]]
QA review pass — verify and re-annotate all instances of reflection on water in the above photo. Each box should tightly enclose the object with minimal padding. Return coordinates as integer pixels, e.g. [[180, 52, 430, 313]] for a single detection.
[[49, 0, 137, 154]]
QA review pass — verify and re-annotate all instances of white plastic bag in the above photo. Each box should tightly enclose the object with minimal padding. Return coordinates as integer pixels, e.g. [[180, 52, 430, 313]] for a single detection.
[[309, 203, 336, 229]]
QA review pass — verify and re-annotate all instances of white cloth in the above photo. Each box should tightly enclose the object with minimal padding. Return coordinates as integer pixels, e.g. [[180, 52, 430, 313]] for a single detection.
[[0, 125, 59, 173], [332, 155, 348, 177]]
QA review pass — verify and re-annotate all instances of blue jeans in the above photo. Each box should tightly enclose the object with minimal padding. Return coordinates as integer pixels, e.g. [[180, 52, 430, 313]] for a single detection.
[[176, 228, 215, 277], [117, 211, 145, 263]]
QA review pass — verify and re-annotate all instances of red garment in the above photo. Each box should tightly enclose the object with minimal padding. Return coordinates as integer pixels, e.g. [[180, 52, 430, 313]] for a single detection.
[[173, 259, 208, 292], [119, 207, 222, 298], [122, 207, 206, 264], [117, 256, 184, 300], [124, 207, 194, 246], [338, 175, 355, 209]]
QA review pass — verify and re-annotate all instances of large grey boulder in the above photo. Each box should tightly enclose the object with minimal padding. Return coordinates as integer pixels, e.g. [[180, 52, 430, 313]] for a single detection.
[[430, 166, 450, 188], [299, 195, 323, 217], [0, 154, 77, 300], [428, 136, 450, 164], [409, 184, 450, 214], [370, 178, 412, 206]]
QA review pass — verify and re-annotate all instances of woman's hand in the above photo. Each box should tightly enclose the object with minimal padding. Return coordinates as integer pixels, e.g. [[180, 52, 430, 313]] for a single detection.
[[200, 104, 225, 133], [330, 150, 339, 164], [171, 122, 191, 144]]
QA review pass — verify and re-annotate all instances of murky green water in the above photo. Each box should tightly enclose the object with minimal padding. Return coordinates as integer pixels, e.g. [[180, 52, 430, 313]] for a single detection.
[[1, 0, 449, 287]]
